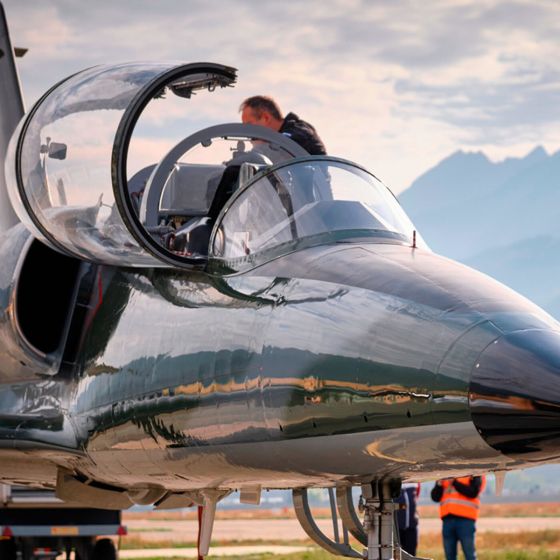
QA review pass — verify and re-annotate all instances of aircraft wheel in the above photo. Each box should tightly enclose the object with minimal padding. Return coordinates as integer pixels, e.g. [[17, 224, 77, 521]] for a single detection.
[[74, 537, 95, 560], [92, 538, 118, 560], [0, 538, 18, 560]]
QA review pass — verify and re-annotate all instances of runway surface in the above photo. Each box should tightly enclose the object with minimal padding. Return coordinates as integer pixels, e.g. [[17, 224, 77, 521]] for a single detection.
[[125, 515, 560, 543], [120, 545, 312, 558], [109, 515, 560, 558]]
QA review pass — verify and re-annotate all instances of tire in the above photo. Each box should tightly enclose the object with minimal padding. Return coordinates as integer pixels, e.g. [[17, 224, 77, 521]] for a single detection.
[[92, 538, 118, 560], [74, 537, 95, 560], [0, 538, 18, 560]]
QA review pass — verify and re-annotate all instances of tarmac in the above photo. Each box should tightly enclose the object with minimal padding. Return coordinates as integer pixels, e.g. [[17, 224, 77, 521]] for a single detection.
[[119, 545, 312, 558], [124, 515, 560, 542], [115, 516, 560, 558]]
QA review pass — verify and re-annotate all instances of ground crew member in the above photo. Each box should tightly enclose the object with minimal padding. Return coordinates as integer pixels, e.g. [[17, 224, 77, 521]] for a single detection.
[[395, 482, 420, 556], [431, 475, 486, 560]]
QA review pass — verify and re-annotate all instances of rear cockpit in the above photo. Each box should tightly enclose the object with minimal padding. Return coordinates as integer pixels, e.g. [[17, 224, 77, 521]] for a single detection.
[[133, 122, 307, 266]]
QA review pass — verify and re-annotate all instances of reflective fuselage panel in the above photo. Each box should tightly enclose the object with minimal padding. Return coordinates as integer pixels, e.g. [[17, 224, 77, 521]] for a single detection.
[[3, 240, 556, 489]]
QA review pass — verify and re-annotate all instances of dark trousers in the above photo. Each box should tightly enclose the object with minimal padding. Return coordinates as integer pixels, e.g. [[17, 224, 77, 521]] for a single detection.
[[398, 525, 418, 556], [442, 516, 476, 560]]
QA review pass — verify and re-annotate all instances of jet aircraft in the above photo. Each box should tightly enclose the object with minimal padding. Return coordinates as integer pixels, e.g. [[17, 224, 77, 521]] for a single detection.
[[2, 3, 560, 559]]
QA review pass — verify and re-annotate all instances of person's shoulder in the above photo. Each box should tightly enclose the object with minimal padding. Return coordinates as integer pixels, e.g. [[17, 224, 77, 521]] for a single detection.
[[280, 112, 326, 155], [283, 112, 316, 132], [283, 112, 300, 123]]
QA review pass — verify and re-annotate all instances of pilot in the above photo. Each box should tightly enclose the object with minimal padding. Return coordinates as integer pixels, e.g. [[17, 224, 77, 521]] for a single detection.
[[239, 95, 327, 156], [203, 97, 326, 248]]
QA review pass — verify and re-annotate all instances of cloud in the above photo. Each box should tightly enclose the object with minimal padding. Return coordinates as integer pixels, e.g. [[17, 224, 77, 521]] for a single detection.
[[395, 64, 560, 145], [3, 0, 560, 192]]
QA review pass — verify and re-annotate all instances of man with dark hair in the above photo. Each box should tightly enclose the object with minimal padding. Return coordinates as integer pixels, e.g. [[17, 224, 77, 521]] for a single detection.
[[239, 95, 326, 155]]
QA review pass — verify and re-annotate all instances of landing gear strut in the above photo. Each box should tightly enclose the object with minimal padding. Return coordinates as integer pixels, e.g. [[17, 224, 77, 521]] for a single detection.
[[360, 480, 400, 560], [293, 481, 428, 560]]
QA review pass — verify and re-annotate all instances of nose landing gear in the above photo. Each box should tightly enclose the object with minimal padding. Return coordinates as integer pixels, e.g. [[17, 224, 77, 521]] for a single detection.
[[293, 481, 429, 560]]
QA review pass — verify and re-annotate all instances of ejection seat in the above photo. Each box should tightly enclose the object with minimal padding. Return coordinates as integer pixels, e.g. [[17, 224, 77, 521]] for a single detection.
[[133, 148, 273, 256], [128, 162, 222, 255], [173, 148, 271, 255], [137, 123, 308, 263]]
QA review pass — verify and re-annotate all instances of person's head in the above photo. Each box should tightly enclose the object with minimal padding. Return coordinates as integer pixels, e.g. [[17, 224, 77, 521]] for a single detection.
[[239, 96, 284, 131]]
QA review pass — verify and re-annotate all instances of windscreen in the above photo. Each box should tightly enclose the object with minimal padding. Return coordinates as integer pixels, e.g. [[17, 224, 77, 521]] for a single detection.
[[211, 158, 427, 269]]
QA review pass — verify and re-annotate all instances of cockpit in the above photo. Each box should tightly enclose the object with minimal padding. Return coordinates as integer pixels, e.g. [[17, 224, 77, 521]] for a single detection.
[[5, 61, 426, 272], [131, 124, 424, 271], [210, 157, 422, 271], [131, 122, 309, 267]]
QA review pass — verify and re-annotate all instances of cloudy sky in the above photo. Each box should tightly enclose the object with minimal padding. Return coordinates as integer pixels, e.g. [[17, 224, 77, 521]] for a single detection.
[[3, 0, 560, 193]]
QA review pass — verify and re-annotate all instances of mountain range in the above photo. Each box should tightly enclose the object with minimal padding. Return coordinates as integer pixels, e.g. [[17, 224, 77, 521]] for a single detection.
[[398, 146, 560, 319]]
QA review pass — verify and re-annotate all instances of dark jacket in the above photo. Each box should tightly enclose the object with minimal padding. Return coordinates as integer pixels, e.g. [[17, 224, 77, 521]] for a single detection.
[[395, 485, 419, 530], [279, 112, 326, 155]]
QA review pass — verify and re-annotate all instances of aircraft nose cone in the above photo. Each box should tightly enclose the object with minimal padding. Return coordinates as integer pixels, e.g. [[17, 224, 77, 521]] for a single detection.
[[470, 329, 560, 462]]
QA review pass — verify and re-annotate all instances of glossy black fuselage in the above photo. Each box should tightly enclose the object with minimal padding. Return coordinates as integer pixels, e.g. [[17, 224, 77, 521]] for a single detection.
[[2, 236, 559, 491]]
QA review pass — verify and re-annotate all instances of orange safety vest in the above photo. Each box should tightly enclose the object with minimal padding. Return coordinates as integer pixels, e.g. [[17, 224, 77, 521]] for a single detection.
[[439, 476, 486, 520]]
